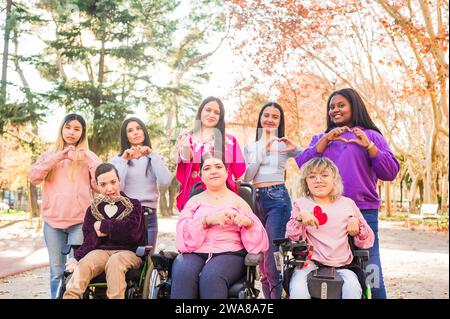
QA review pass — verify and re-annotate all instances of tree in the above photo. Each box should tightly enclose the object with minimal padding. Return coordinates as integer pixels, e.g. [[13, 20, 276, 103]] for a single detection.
[[37, 0, 178, 155], [228, 0, 449, 211], [148, 0, 232, 216]]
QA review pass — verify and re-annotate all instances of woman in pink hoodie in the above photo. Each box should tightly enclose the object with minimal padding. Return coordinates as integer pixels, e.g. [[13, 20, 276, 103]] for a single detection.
[[29, 114, 100, 298], [286, 157, 374, 299], [175, 96, 246, 212], [171, 152, 268, 299]]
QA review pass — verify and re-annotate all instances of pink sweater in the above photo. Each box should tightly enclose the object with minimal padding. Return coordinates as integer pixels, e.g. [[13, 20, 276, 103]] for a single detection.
[[29, 150, 100, 229], [176, 203, 269, 254], [175, 133, 246, 212], [286, 196, 374, 267]]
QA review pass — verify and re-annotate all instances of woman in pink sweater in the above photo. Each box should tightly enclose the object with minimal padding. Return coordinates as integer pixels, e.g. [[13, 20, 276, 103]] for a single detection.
[[29, 114, 100, 298], [171, 152, 268, 299], [286, 157, 374, 299], [175, 96, 246, 212]]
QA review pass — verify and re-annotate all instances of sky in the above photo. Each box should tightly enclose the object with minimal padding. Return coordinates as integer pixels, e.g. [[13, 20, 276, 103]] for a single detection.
[[1, 1, 247, 142]]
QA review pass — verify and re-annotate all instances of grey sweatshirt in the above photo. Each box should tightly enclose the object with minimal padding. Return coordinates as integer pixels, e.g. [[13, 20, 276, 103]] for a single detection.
[[110, 152, 172, 209], [244, 140, 302, 184]]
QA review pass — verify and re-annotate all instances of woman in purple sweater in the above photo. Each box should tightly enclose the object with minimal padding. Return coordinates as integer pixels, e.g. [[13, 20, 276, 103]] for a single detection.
[[295, 88, 399, 299], [63, 163, 147, 299]]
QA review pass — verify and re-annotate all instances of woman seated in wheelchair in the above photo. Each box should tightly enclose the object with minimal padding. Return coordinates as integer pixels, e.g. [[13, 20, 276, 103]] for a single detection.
[[171, 151, 269, 299], [286, 157, 374, 299], [63, 163, 147, 299]]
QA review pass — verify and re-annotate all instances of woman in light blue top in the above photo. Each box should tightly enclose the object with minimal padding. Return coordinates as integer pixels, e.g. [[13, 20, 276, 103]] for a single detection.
[[243, 102, 302, 299], [110, 117, 172, 249]]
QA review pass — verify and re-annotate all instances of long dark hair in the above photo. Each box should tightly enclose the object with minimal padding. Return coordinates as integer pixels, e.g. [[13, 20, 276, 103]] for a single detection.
[[255, 102, 286, 141], [118, 117, 152, 176], [325, 88, 382, 135], [192, 96, 226, 155]]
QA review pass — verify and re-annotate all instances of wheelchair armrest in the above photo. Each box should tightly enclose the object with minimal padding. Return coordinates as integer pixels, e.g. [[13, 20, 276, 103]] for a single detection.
[[135, 245, 154, 257], [353, 250, 370, 262], [244, 253, 263, 267]]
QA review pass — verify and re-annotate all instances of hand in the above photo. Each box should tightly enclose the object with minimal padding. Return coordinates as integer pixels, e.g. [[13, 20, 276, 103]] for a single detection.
[[264, 137, 279, 152], [60, 145, 76, 160], [138, 145, 152, 157], [347, 127, 371, 148], [326, 126, 351, 143], [65, 257, 78, 273], [298, 211, 320, 229], [275, 137, 297, 153], [231, 213, 253, 228], [74, 148, 87, 161], [122, 148, 140, 161], [94, 221, 107, 237], [347, 217, 360, 237], [205, 212, 234, 227], [178, 133, 191, 149]]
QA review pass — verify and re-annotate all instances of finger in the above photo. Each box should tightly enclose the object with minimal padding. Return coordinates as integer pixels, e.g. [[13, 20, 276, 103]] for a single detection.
[[347, 139, 363, 145]]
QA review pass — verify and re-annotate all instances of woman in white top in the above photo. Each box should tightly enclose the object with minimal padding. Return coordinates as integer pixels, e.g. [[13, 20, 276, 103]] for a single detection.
[[243, 102, 302, 299]]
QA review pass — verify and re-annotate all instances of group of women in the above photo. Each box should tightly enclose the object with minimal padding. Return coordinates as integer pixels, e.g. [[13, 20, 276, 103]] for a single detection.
[[29, 87, 399, 299]]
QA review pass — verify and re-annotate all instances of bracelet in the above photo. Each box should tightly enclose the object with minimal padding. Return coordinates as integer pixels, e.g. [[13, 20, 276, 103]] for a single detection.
[[366, 141, 375, 151]]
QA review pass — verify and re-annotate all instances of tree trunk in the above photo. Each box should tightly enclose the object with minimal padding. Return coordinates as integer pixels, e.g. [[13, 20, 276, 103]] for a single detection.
[[440, 173, 448, 214], [400, 177, 403, 209], [409, 177, 418, 213], [159, 184, 170, 216], [1, 0, 12, 105], [385, 182, 392, 217]]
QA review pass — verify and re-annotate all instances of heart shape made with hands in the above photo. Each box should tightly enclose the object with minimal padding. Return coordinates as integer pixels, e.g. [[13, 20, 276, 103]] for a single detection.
[[313, 206, 328, 226], [267, 138, 292, 152], [331, 129, 360, 144], [67, 149, 85, 161], [104, 204, 118, 218]]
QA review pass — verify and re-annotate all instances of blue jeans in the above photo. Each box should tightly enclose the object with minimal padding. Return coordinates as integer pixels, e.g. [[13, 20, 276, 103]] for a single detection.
[[143, 207, 158, 249], [361, 209, 387, 299], [256, 184, 292, 299], [170, 252, 245, 299], [43, 222, 83, 299]]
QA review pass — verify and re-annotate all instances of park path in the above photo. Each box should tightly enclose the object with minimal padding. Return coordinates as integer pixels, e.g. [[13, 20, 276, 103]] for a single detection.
[[0, 217, 448, 299]]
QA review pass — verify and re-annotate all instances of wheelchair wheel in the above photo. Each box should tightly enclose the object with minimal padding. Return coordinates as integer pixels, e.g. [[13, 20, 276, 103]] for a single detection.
[[142, 262, 164, 299]]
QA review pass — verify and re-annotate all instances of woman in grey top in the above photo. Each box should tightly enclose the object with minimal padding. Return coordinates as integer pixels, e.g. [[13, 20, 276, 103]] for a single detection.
[[244, 102, 302, 299], [110, 117, 172, 250]]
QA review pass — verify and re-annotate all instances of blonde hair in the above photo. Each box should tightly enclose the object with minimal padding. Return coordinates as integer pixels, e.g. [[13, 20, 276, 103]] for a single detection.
[[46, 114, 89, 182], [298, 157, 343, 202]]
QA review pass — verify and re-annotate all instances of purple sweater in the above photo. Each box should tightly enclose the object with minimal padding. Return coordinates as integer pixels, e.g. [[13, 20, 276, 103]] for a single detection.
[[74, 193, 147, 260], [295, 127, 399, 210]]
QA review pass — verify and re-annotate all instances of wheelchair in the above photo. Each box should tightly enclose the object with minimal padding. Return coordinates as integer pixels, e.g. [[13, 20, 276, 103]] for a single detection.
[[56, 211, 154, 299], [274, 236, 371, 299], [143, 181, 264, 299]]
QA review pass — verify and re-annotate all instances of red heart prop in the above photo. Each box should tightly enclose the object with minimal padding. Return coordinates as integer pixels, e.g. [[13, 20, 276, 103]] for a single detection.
[[313, 206, 328, 225]]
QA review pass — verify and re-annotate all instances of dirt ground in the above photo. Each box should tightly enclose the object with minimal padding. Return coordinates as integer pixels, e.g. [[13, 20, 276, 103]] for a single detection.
[[0, 215, 448, 299]]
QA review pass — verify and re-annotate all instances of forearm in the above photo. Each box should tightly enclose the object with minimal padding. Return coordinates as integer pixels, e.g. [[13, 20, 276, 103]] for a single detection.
[[314, 135, 329, 154]]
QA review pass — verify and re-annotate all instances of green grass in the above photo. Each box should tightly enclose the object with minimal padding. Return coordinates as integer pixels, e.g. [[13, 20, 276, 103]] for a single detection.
[[0, 209, 28, 215]]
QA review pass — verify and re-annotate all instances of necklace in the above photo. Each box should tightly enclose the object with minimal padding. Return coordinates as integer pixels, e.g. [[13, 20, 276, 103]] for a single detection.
[[206, 190, 227, 200]]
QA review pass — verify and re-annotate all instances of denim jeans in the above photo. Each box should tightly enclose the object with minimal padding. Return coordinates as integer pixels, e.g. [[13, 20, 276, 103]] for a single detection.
[[361, 209, 387, 299], [43, 222, 83, 299], [256, 184, 292, 299], [170, 252, 245, 299], [143, 207, 158, 249]]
